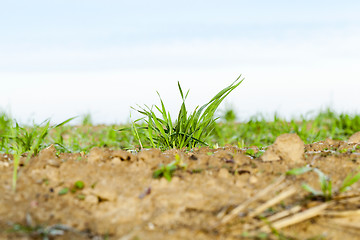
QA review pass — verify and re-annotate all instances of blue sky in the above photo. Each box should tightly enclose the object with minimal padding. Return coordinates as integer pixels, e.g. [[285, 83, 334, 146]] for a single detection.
[[1, 1, 360, 123]]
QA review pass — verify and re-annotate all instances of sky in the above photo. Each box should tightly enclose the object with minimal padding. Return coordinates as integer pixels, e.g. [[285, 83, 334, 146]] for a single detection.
[[1, 0, 360, 124]]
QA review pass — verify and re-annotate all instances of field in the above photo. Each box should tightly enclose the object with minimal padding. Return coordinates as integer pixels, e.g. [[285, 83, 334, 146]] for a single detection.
[[1, 78, 360, 240], [1, 107, 360, 240]]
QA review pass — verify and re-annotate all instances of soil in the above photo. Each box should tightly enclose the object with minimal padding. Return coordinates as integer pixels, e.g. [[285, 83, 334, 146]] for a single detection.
[[1, 133, 360, 240]]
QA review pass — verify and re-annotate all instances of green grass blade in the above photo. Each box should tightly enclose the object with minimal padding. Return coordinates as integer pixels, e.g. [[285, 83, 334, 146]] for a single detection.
[[339, 171, 360, 193], [286, 166, 313, 175], [54, 117, 77, 128], [301, 183, 321, 196]]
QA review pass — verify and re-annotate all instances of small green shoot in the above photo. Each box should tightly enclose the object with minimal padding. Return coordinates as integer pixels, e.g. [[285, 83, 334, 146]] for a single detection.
[[153, 154, 187, 181], [81, 113, 93, 126], [221, 106, 237, 122], [4, 117, 75, 191], [245, 148, 264, 158], [245, 148, 255, 156], [287, 166, 332, 200], [58, 188, 69, 195], [77, 194, 86, 200], [287, 166, 360, 201], [286, 166, 313, 175], [74, 180, 85, 190], [339, 169, 360, 193], [59, 181, 85, 195], [338, 148, 348, 153], [8, 119, 22, 191]]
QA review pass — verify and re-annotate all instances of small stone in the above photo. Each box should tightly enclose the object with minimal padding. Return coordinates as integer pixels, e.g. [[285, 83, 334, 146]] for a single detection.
[[261, 133, 304, 163], [349, 132, 360, 144]]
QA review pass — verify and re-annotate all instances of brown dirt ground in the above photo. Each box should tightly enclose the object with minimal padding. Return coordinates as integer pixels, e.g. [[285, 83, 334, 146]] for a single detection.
[[1, 136, 360, 240]]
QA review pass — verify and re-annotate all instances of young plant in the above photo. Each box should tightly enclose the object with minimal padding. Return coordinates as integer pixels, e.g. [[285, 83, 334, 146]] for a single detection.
[[4, 117, 76, 156], [0, 111, 11, 136], [3, 117, 75, 191], [81, 113, 93, 126], [121, 75, 244, 150], [286, 166, 332, 201], [286, 166, 360, 201], [338, 170, 360, 193], [153, 154, 187, 181], [8, 120, 22, 191]]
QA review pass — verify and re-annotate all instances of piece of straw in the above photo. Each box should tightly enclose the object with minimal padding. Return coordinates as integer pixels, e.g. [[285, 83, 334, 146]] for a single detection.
[[249, 186, 297, 218], [221, 175, 285, 225], [261, 202, 331, 232]]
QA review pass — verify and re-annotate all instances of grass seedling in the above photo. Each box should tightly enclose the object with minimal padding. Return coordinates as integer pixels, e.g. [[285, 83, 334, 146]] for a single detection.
[[121, 75, 244, 150], [58, 181, 85, 195], [286, 166, 360, 201], [58, 187, 69, 195], [4, 117, 76, 157], [8, 119, 22, 191], [74, 180, 85, 189], [2, 117, 76, 191], [130, 117, 144, 149], [81, 113, 93, 126], [0, 111, 11, 138], [338, 169, 360, 193], [153, 154, 187, 181], [245, 148, 264, 158], [220, 105, 237, 123], [286, 166, 332, 201]]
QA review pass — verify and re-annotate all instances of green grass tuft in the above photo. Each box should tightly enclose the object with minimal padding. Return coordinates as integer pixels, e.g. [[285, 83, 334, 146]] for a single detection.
[[0, 116, 75, 191], [121, 75, 244, 150]]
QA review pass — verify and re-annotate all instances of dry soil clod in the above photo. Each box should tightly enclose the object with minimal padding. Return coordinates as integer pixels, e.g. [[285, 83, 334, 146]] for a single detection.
[[32, 144, 61, 168], [88, 147, 108, 163], [348, 131, 360, 144], [261, 133, 305, 163]]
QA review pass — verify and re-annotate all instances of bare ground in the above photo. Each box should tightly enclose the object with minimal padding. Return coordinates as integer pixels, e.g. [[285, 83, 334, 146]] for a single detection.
[[1, 134, 360, 239]]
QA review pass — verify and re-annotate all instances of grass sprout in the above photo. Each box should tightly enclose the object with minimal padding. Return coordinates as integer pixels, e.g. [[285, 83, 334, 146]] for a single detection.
[[339, 168, 360, 193], [1, 117, 75, 191], [3, 117, 76, 156], [153, 154, 187, 181], [286, 166, 332, 200], [286, 166, 360, 201], [81, 113, 93, 126], [121, 75, 244, 150]]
